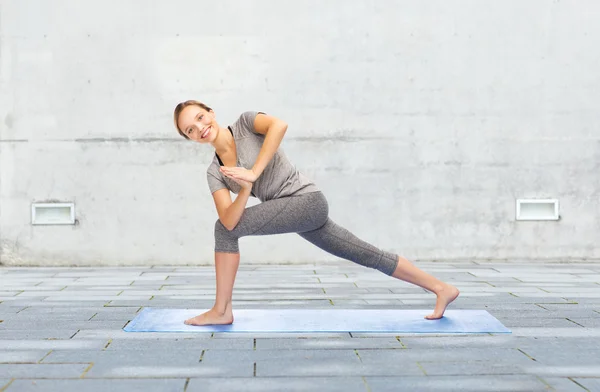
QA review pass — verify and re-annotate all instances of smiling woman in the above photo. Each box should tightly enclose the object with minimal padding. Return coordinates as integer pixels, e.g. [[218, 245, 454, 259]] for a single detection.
[[172, 100, 460, 327]]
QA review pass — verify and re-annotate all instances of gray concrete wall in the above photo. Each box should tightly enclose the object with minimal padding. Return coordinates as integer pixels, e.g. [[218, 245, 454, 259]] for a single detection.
[[1, 0, 599, 266]]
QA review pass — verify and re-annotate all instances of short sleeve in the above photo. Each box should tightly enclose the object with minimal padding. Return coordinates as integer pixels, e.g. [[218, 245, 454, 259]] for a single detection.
[[237, 111, 266, 136], [206, 163, 228, 193]]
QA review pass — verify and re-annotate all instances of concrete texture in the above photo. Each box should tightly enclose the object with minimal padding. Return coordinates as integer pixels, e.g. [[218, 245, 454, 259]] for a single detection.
[[1, 260, 600, 391], [1, 0, 600, 265]]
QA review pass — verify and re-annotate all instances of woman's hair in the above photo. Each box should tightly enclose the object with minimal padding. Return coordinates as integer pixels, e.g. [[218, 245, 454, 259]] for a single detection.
[[173, 100, 213, 140]]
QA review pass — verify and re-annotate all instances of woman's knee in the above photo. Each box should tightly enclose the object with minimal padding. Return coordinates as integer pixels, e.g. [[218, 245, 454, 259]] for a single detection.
[[309, 192, 330, 229], [214, 219, 240, 252], [214, 219, 230, 236]]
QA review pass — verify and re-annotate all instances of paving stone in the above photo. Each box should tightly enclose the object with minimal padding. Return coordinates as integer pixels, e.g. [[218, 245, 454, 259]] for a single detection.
[[211, 332, 351, 339], [516, 347, 600, 366], [497, 318, 582, 328], [12, 308, 98, 320], [491, 309, 600, 319], [85, 362, 252, 377], [1, 320, 127, 330], [16, 291, 123, 297], [541, 377, 589, 391], [256, 337, 403, 350], [511, 327, 600, 337], [0, 340, 107, 350], [536, 303, 600, 310], [23, 301, 111, 307], [105, 338, 252, 350], [42, 349, 203, 365], [72, 329, 213, 340], [5, 379, 186, 392], [572, 378, 600, 391], [515, 337, 600, 351], [399, 335, 522, 349], [418, 361, 524, 376], [0, 307, 26, 315], [0, 350, 50, 363], [0, 329, 80, 340], [365, 375, 551, 392], [0, 363, 89, 378], [186, 377, 367, 392], [523, 365, 600, 377], [202, 348, 359, 365], [356, 348, 532, 365], [567, 318, 600, 327]]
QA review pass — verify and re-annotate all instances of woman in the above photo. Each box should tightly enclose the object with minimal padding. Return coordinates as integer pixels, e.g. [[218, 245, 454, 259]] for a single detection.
[[173, 100, 459, 326]]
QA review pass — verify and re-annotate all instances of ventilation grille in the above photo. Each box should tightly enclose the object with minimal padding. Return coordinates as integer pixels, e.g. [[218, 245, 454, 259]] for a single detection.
[[31, 203, 75, 225], [516, 199, 559, 221]]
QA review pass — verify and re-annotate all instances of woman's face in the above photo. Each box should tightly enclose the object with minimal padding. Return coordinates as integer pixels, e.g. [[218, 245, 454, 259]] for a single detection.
[[177, 105, 218, 143]]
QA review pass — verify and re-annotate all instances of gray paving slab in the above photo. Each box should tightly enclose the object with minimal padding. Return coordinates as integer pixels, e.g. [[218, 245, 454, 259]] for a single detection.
[[0, 329, 80, 340], [5, 379, 186, 392], [399, 335, 522, 349], [365, 375, 551, 392], [356, 348, 532, 365], [491, 309, 600, 319], [202, 348, 359, 364], [210, 332, 351, 338], [41, 349, 204, 365], [256, 337, 403, 350], [496, 318, 583, 328], [1, 320, 128, 330], [418, 361, 524, 376], [0, 340, 108, 350], [0, 364, 90, 378], [105, 338, 252, 350], [567, 318, 600, 327], [186, 377, 367, 392], [0, 351, 50, 363], [516, 347, 600, 365], [524, 364, 600, 377], [541, 377, 589, 391], [512, 327, 600, 337], [84, 362, 252, 377], [572, 378, 600, 391]]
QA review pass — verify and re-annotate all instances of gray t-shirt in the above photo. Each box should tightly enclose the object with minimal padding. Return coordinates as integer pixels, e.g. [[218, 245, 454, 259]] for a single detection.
[[206, 111, 320, 202]]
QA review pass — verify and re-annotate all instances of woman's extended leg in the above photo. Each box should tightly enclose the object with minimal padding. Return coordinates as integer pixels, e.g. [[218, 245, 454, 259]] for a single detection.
[[299, 218, 459, 319], [391, 257, 459, 319]]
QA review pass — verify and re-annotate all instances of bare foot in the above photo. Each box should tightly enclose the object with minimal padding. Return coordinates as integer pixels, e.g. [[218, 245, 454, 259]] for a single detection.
[[184, 308, 234, 326], [425, 284, 460, 320]]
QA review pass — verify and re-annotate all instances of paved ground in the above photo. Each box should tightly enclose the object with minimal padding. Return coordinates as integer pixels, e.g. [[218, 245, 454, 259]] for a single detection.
[[1, 261, 600, 392]]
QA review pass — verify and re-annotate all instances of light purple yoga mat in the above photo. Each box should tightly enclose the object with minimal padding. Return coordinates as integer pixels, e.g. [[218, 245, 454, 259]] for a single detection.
[[124, 308, 511, 334]]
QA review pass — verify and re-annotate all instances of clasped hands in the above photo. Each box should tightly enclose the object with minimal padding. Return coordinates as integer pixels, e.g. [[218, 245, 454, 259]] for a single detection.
[[220, 166, 258, 189]]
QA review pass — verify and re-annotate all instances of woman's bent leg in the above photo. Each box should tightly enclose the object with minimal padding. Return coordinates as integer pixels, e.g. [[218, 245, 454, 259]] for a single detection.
[[185, 251, 239, 326], [299, 218, 459, 319], [186, 192, 329, 326]]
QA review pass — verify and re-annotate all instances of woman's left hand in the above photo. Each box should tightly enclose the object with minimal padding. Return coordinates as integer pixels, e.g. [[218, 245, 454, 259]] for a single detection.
[[220, 166, 259, 183]]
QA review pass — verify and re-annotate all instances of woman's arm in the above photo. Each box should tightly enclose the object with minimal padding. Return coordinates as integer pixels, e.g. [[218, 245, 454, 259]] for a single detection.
[[212, 181, 253, 231], [219, 113, 288, 184], [251, 113, 288, 178]]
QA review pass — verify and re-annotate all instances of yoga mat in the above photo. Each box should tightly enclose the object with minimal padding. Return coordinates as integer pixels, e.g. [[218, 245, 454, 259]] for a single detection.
[[124, 308, 511, 334]]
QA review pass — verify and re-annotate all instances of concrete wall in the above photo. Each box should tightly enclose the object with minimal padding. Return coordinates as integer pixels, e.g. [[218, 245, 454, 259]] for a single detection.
[[1, 0, 599, 266]]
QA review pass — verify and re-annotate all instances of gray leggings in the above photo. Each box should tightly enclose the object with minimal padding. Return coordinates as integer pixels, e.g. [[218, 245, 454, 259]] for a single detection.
[[214, 191, 399, 276]]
